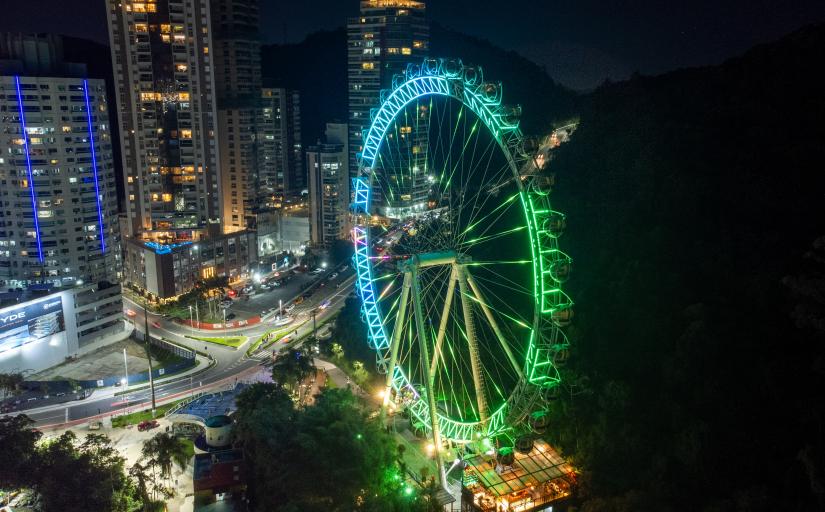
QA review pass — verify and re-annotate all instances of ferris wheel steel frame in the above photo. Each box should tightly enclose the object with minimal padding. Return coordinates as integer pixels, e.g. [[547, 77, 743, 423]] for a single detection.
[[351, 58, 573, 445]]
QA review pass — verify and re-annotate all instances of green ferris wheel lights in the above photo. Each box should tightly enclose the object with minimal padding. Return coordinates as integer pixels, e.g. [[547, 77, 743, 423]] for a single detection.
[[352, 57, 573, 444]]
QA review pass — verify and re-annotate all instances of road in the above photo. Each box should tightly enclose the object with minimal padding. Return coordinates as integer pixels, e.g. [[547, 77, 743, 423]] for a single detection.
[[22, 266, 357, 428]]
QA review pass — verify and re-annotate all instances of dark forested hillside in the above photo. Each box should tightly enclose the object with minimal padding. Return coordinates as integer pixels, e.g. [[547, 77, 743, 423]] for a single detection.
[[547, 23, 825, 510], [261, 24, 576, 146]]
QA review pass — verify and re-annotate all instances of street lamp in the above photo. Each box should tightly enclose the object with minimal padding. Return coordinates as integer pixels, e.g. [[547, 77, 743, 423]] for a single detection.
[[188, 305, 195, 336]]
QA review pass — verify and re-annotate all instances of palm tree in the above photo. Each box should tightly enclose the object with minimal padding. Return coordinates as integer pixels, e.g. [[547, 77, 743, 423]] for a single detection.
[[141, 432, 191, 483]]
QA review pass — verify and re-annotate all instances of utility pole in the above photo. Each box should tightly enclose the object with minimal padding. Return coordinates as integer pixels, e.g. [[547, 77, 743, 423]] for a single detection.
[[142, 297, 157, 414]]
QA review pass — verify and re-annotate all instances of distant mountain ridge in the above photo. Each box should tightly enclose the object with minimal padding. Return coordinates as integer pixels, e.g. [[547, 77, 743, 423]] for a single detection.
[[261, 23, 578, 146]]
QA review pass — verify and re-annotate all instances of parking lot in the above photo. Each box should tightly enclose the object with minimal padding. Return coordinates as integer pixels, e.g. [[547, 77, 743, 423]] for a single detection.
[[224, 265, 354, 320]]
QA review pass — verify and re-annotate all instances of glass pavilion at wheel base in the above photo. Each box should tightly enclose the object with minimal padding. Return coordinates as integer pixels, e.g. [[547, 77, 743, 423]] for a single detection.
[[460, 439, 575, 512]]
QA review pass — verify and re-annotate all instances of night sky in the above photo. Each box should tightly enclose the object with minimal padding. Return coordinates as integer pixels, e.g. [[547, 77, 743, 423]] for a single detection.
[[2, 0, 824, 89]]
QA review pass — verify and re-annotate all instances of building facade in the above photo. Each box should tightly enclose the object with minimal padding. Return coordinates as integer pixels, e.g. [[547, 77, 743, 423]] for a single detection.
[[0, 75, 121, 290], [260, 88, 302, 196], [0, 285, 127, 374], [212, 0, 262, 231], [0, 34, 125, 365], [106, 0, 223, 240], [308, 123, 349, 246], [347, 0, 428, 216], [123, 230, 256, 299]]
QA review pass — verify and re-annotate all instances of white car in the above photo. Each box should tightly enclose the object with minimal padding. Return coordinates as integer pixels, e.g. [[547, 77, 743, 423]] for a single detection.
[[328, 272, 338, 281], [285, 304, 296, 313], [319, 299, 331, 310]]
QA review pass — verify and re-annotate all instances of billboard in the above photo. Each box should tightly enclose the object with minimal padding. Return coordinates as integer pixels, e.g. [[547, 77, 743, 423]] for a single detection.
[[0, 296, 64, 354]]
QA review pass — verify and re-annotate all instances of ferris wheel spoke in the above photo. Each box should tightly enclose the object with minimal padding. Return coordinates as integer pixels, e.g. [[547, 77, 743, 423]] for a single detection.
[[464, 268, 525, 380], [429, 265, 459, 377], [471, 268, 533, 298]]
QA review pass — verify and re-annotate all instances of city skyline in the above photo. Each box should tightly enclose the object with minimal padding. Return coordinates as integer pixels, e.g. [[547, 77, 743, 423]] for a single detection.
[[3, 0, 825, 89]]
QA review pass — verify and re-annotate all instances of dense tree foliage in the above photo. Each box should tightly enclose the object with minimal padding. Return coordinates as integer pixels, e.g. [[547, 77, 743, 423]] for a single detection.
[[545, 24, 825, 510], [233, 384, 435, 511], [0, 416, 147, 511]]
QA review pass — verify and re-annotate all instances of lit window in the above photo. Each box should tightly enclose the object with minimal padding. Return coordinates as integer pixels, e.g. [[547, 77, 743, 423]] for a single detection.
[[180, 129, 192, 139], [401, 47, 412, 55], [178, 92, 190, 101], [362, 62, 375, 70], [413, 40, 424, 49], [387, 47, 399, 54]]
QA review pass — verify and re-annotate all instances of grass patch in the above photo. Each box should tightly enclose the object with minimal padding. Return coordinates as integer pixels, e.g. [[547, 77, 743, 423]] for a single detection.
[[111, 400, 182, 428], [185, 335, 247, 348], [179, 438, 195, 459], [246, 326, 294, 356]]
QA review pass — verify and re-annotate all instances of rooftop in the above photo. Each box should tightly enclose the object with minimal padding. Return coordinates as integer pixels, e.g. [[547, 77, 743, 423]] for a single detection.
[[462, 439, 575, 512]]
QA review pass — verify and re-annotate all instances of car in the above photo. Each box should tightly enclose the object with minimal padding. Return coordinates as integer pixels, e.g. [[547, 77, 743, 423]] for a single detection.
[[125, 309, 137, 317], [226, 313, 237, 320], [284, 303, 296, 313], [220, 300, 232, 308], [328, 272, 338, 281], [339, 265, 348, 272], [319, 299, 331, 310], [137, 419, 159, 432], [88, 421, 102, 431], [295, 296, 305, 305], [151, 321, 161, 328]]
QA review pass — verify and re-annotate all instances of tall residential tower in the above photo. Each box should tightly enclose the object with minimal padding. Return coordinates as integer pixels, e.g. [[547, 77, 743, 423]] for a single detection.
[[347, 0, 428, 217], [106, 0, 222, 241], [0, 33, 125, 370]]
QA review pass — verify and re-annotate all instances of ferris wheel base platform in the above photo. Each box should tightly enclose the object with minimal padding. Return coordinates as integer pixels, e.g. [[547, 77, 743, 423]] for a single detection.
[[461, 438, 576, 512]]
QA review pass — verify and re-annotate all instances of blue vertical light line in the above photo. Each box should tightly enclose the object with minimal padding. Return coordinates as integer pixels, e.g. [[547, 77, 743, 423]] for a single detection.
[[83, 79, 106, 253], [15, 76, 44, 263]]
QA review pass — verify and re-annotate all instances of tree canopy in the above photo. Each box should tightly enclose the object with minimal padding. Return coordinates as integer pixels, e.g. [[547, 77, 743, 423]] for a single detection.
[[233, 384, 436, 511], [544, 23, 825, 511]]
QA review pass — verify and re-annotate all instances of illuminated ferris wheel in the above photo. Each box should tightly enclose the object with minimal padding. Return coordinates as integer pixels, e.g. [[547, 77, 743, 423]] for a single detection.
[[351, 58, 573, 474]]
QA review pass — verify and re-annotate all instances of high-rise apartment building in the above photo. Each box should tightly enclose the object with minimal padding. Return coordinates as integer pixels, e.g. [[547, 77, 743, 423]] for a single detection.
[[347, 0, 428, 217], [106, 0, 222, 240], [212, 0, 262, 231], [0, 33, 125, 365], [308, 123, 349, 246], [0, 34, 121, 290], [260, 88, 302, 196]]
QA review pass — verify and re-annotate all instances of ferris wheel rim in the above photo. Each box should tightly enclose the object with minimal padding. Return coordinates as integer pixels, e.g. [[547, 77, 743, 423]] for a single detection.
[[351, 58, 571, 444]]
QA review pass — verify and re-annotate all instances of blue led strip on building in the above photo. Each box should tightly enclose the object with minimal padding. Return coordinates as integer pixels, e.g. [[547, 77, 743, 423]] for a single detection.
[[14, 76, 44, 263], [82, 79, 106, 253]]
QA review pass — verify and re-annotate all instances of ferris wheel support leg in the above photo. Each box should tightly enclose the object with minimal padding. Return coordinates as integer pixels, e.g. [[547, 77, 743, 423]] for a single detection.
[[381, 272, 411, 421], [457, 266, 490, 425], [465, 270, 526, 381], [429, 265, 459, 377], [411, 264, 448, 489]]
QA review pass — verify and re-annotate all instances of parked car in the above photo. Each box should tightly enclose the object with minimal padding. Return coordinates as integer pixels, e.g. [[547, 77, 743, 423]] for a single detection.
[[319, 299, 331, 310], [328, 272, 339, 281], [137, 419, 159, 431], [285, 304, 296, 313], [88, 421, 102, 431], [295, 296, 305, 305]]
